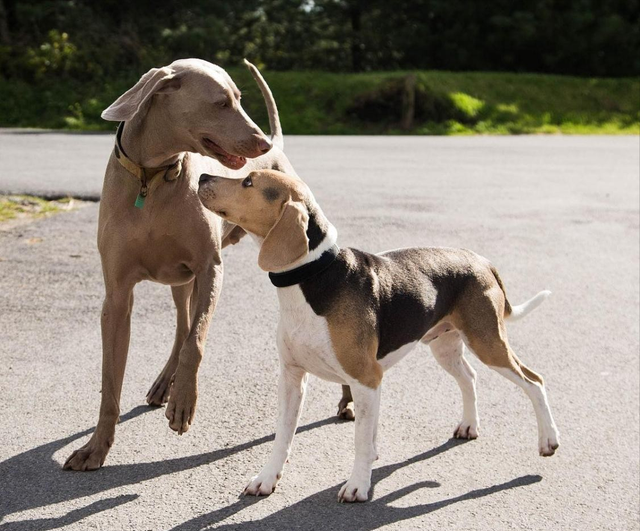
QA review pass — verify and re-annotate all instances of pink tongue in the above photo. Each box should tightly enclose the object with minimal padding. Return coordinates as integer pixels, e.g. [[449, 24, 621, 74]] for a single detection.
[[205, 138, 246, 168]]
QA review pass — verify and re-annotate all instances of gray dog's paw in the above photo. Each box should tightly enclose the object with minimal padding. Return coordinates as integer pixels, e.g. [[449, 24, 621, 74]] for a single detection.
[[63, 437, 112, 471], [146, 371, 173, 406], [165, 375, 197, 435]]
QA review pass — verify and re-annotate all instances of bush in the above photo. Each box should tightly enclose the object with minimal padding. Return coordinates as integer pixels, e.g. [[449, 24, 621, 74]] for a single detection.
[[346, 78, 466, 126]]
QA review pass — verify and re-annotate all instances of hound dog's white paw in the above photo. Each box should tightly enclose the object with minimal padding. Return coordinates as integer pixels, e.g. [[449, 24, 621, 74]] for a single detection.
[[338, 477, 371, 503], [453, 420, 479, 440], [337, 397, 355, 421], [539, 432, 560, 456], [337, 404, 355, 420], [243, 470, 282, 497]]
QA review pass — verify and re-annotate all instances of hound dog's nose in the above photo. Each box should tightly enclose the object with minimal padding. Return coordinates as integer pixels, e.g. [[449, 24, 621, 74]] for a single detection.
[[199, 173, 218, 185]]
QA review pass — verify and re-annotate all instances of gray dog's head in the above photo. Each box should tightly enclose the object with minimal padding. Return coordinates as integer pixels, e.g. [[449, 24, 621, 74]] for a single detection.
[[102, 59, 271, 169]]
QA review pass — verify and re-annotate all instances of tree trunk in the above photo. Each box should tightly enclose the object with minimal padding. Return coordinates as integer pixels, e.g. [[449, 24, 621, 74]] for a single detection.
[[401, 74, 416, 130], [349, 0, 363, 72], [0, 0, 10, 45]]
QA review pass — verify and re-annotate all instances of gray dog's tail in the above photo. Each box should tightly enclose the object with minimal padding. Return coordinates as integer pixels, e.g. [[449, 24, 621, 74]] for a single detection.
[[244, 59, 284, 150]]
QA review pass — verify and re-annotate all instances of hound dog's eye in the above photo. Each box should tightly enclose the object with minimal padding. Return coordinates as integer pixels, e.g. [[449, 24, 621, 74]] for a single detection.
[[242, 176, 253, 188], [216, 101, 228, 108]]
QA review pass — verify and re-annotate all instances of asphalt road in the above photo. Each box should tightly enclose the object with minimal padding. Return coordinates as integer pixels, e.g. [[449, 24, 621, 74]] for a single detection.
[[0, 133, 638, 530]]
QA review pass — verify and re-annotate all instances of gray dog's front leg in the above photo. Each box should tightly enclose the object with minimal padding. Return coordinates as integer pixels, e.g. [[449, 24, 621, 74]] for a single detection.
[[165, 261, 223, 434], [146, 281, 195, 406], [64, 279, 136, 470]]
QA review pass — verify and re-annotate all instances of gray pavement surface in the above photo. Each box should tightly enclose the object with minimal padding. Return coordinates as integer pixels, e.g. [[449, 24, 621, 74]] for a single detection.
[[0, 133, 638, 530]]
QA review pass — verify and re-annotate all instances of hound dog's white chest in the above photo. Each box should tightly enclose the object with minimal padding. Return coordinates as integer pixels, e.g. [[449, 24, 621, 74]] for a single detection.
[[276, 286, 350, 384]]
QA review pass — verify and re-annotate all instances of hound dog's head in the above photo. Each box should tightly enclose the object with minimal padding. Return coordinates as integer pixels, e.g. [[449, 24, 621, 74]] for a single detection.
[[198, 169, 314, 271]]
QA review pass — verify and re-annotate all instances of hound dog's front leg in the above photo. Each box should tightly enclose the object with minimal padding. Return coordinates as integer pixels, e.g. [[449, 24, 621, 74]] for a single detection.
[[338, 383, 381, 502], [245, 361, 308, 496], [166, 260, 223, 434]]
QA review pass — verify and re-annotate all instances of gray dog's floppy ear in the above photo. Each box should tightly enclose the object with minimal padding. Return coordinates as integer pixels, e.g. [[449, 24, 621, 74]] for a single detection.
[[258, 201, 310, 272], [102, 67, 181, 122]]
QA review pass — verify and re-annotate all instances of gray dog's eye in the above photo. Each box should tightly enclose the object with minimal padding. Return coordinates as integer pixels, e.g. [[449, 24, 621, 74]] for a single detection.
[[242, 176, 253, 188]]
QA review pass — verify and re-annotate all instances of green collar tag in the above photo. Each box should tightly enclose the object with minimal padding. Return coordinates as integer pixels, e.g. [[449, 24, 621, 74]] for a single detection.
[[134, 193, 146, 209], [134, 181, 148, 209]]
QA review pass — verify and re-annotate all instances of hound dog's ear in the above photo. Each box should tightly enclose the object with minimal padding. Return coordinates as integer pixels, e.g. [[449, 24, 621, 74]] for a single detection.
[[102, 67, 181, 122], [258, 201, 309, 272]]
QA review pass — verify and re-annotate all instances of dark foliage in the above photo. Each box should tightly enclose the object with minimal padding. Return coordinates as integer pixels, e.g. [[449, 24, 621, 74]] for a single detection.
[[0, 0, 638, 84]]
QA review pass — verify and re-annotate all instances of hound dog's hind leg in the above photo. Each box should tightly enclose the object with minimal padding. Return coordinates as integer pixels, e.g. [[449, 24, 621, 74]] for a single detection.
[[490, 355, 560, 456], [456, 283, 559, 456], [147, 280, 194, 406], [428, 331, 479, 439], [337, 385, 355, 420]]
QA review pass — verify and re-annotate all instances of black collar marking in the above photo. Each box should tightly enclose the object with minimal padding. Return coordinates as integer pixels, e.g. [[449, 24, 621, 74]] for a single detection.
[[269, 244, 340, 288]]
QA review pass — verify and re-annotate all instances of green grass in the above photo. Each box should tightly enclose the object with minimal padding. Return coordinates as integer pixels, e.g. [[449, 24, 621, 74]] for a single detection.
[[1, 70, 638, 135], [0, 195, 72, 222]]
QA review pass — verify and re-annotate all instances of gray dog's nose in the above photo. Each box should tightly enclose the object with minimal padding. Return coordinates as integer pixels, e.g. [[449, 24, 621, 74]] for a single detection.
[[256, 136, 272, 154], [199, 174, 217, 185]]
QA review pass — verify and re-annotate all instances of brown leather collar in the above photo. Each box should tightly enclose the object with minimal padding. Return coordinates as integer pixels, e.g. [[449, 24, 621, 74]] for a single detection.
[[114, 122, 184, 208]]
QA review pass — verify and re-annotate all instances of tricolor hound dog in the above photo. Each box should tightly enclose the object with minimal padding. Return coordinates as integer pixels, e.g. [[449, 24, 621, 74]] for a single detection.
[[198, 169, 559, 503]]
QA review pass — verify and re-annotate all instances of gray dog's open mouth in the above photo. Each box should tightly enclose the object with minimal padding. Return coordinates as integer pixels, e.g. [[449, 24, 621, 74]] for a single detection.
[[201, 137, 247, 170]]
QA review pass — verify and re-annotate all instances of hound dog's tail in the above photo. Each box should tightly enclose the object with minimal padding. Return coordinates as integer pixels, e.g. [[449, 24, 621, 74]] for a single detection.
[[491, 266, 551, 322], [244, 59, 284, 150]]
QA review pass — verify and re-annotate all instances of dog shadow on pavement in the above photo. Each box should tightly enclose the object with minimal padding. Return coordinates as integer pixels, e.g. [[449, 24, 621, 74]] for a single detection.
[[0, 405, 339, 530], [167, 438, 542, 531], [0, 406, 541, 531]]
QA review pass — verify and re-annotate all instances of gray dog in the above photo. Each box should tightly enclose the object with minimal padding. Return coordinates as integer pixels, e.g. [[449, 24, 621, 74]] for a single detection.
[[64, 59, 299, 471]]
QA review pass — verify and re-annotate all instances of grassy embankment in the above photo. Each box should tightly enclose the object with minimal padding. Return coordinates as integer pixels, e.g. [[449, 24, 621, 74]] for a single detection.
[[0, 70, 637, 134]]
